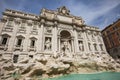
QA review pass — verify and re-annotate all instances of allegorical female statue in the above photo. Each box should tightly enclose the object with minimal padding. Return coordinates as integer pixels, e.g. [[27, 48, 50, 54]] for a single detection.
[[61, 40, 71, 53], [45, 38, 51, 51]]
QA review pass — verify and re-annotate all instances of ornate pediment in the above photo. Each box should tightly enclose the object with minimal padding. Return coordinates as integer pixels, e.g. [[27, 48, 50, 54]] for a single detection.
[[57, 6, 70, 15]]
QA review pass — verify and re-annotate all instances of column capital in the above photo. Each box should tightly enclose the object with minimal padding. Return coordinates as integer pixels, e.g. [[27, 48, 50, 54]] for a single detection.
[[0, 18, 7, 23], [40, 18, 45, 25], [14, 18, 21, 25], [58, 35, 60, 39], [73, 24, 77, 30], [53, 21, 58, 27], [71, 36, 74, 40]]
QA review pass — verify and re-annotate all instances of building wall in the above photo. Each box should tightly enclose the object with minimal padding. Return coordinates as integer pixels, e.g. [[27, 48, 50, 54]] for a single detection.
[[102, 19, 120, 60], [0, 7, 107, 63]]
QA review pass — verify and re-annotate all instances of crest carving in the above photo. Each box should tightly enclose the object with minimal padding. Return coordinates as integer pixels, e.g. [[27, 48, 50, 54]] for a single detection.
[[57, 6, 70, 15]]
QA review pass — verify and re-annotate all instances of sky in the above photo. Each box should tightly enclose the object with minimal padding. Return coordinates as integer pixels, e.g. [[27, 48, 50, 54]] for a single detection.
[[0, 0, 120, 30]]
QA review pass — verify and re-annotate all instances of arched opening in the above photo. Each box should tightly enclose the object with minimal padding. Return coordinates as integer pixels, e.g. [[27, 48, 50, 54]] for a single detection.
[[60, 30, 72, 53], [60, 30, 71, 39]]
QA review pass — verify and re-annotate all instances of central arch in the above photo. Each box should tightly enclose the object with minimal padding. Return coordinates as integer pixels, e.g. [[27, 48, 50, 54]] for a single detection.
[[59, 30, 73, 53], [60, 30, 71, 39]]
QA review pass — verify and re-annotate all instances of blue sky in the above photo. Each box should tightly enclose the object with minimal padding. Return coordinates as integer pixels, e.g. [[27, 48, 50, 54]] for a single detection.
[[0, 0, 120, 29]]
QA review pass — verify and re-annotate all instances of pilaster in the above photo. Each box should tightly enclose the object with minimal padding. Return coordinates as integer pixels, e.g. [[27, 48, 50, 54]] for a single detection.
[[7, 18, 18, 51], [22, 20, 31, 52]]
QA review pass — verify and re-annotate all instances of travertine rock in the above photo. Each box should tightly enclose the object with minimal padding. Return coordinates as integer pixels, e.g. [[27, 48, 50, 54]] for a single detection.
[[0, 52, 120, 80]]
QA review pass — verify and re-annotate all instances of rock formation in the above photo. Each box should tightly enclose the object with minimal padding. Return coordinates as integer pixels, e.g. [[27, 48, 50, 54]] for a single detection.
[[0, 52, 120, 80]]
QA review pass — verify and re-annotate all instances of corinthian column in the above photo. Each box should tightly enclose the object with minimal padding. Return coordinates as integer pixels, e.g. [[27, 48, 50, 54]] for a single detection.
[[38, 19, 45, 52], [52, 21, 58, 52], [83, 29, 89, 54], [73, 25, 79, 53]]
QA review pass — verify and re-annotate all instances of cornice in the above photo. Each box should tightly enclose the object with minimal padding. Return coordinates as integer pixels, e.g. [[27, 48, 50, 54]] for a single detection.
[[3, 12, 39, 21]]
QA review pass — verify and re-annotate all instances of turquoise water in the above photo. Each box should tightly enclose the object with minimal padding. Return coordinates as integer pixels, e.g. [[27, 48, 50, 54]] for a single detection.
[[46, 72, 120, 80]]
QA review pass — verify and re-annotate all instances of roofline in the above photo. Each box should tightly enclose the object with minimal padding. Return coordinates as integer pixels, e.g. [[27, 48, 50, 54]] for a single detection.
[[5, 9, 38, 16], [102, 18, 120, 32]]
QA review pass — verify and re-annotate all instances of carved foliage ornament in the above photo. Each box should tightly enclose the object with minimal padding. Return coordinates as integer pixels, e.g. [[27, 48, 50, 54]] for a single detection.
[[45, 26, 52, 34], [78, 31, 83, 39]]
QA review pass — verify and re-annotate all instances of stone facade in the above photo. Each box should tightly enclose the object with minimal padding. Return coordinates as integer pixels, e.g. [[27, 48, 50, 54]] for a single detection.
[[0, 6, 119, 80], [0, 6, 106, 59]]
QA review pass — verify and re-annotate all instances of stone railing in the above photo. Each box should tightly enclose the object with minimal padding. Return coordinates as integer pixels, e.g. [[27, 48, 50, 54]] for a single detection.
[[0, 44, 8, 51], [2, 27, 13, 32], [18, 28, 26, 33], [14, 45, 23, 51], [30, 30, 38, 35], [28, 46, 36, 52]]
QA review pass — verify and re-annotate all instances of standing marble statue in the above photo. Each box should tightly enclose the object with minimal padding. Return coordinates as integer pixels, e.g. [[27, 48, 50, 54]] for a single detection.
[[79, 41, 83, 51], [61, 40, 71, 54], [45, 38, 51, 51]]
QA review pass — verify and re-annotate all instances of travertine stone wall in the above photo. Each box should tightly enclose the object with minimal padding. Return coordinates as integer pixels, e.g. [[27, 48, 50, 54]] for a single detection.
[[0, 6, 107, 63]]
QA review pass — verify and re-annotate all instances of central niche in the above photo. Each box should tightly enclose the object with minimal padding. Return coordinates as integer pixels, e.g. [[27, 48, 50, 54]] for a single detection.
[[60, 30, 72, 53]]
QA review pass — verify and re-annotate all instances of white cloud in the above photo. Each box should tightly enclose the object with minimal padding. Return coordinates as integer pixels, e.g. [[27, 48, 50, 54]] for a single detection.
[[0, 0, 119, 28], [64, 0, 120, 25]]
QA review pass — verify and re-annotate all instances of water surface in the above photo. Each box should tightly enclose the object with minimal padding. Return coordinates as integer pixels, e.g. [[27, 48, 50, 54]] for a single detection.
[[46, 72, 120, 80]]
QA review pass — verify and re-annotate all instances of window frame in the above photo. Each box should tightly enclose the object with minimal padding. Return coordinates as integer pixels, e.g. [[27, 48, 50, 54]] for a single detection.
[[30, 39, 35, 48], [16, 38, 22, 47], [16, 35, 25, 47], [29, 37, 37, 48], [0, 34, 10, 46]]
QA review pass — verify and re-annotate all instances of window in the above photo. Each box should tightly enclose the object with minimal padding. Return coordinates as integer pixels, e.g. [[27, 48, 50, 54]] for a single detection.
[[13, 55, 18, 63], [1, 37, 8, 45], [30, 40, 35, 47], [30, 37, 37, 48], [113, 27, 116, 30], [0, 34, 10, 46], [116, 32, 119, 36], [93, 44, 97, 51], [17, 39, 22, 46], [16, 35, 24, 47], [29, 55, 33, 58], [100, 44, 103, 51]]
